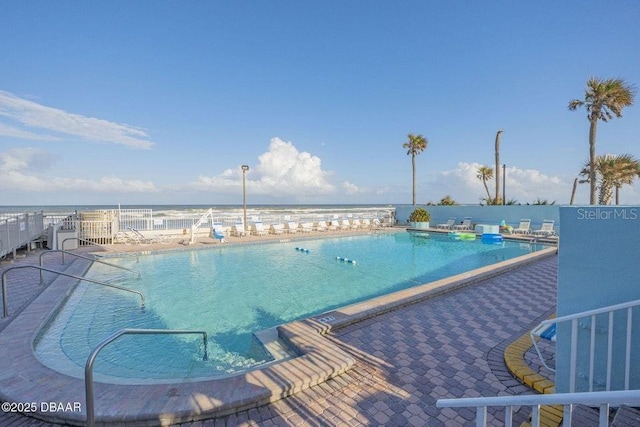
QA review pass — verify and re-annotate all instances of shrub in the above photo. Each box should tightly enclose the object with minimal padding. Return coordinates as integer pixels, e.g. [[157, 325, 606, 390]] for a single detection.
[[408, 207, 431, 223]]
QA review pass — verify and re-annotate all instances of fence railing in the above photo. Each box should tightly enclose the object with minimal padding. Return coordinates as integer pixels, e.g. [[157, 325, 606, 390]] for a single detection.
[[0, 212, 45, 258]]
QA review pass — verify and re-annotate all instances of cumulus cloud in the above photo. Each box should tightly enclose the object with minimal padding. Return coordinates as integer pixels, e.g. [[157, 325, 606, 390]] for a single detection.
[[0, 90, 154, 149], [430, 162, 570, 204], [191, 137, 336, 198], [0, 147, 158, 193]]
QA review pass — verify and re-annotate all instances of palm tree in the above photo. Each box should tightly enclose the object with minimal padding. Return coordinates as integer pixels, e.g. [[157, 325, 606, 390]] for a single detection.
[[568, 77, 636, 204], [580, 154, 640, 204], [476, 165, 494, 202], [402, 133, 428, 205], [494, 130, 504, 205]]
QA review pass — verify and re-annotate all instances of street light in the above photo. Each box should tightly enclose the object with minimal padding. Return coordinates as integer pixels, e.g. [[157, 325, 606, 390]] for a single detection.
[[241, 165, 249, 231], [502, 164, 506, 205]]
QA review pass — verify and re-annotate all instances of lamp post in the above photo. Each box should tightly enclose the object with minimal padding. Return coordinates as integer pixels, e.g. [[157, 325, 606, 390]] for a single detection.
[[241, 165, 249, 231], [502, 164, 506, 205]]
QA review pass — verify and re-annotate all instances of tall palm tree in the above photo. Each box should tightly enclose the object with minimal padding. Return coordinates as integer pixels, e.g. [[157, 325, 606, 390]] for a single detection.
[[579, 154, 640, 204], [476, 165, 494, 202], [402, 133, 428, 205], [568, 77, 636, 204], [494, 129, 504, 205]]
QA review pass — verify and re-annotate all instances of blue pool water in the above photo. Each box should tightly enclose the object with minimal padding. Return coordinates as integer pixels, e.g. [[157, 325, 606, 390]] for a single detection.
[[35, 232, 546, 381]]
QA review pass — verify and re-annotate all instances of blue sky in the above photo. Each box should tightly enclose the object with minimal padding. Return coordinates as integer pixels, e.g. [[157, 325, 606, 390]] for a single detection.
[[1, 1, 639, 206]]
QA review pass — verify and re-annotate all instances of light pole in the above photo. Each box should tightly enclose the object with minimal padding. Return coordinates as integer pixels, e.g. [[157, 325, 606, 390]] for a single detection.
[[502, 164, 506, 205], [241, 165, 249, 231]]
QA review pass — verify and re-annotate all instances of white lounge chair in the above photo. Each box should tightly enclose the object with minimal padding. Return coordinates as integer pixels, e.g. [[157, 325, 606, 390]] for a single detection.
[[531, 220, 556, 237], [530, 320, 556, 372], [513, 219, 531, 235], [299, 222, 313, 233], [231, 223, 248, 237], [285, 221, 298, 234], [251, 222, 268, 236], [270, 223, 285, 235], [436, 218, 456, 230], [314, 221, 328, 232], [453, 217, 472, 231], [361, 219, 372, 229], [330, 220, 343, 230], [340, 219, 351, 230], [351, 219, 361, 229]]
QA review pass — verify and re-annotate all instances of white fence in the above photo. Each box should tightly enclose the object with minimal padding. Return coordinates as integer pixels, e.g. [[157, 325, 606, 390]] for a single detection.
[[0, 212, 45, 258]]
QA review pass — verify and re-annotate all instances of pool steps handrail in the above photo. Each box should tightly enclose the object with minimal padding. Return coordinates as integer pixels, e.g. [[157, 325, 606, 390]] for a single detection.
[[85, 328, 208, 427], [39, 250, 141, 282], [61, 237, 139, 263], [1, 265, 145, 317]]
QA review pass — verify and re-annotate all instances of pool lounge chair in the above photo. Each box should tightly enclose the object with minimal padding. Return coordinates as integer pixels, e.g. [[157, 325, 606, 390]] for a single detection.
[[513, 219, 531, 235], [231, 223, 248, 237], [340, 219, 352, 230], [330, 219, 343, 230], [531, 219, 556, 237], [530, 320, 556, 372], [285, 221, 299, 234], [251, 222, 268, 236], [351, 219, 361, 229], [314, 221, 328, 232], [452, 217, 472, 231], [361, 218, 372, 229], [436, 218, 456, 230], [128, 228, 172, 244], [270, 223, 285, 235], [299, 222, 313, 233]]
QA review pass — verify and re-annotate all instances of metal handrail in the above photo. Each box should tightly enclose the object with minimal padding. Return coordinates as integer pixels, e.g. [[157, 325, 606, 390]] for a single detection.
[[85, 328, 208, 427], [61, 237, 139, 263], [1, 266, 145, 317], [39, 250, 141, 282], [436, 389, 640, 427]]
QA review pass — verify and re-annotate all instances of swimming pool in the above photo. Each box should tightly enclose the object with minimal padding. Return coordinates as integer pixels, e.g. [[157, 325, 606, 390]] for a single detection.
[[35, 231, 547, 381]]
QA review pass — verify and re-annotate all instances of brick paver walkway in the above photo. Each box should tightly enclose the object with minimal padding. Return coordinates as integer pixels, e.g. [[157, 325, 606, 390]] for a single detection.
[[1, 249, 557, 426]]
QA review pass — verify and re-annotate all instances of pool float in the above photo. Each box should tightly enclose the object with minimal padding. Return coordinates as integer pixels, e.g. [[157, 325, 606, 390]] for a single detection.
[[448, 232, 476, 240], [481, 233, 504, 244]]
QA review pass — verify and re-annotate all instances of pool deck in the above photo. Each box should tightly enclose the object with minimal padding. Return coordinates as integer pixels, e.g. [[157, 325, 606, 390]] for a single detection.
[[0, 228, 558, 426]]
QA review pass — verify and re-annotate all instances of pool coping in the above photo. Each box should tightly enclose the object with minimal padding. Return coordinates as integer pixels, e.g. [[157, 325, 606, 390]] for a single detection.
[[0, 236, 557, 426]]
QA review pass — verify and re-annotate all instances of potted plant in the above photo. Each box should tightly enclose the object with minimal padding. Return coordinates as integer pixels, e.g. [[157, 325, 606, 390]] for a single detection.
[[408, 207, 431, 229]]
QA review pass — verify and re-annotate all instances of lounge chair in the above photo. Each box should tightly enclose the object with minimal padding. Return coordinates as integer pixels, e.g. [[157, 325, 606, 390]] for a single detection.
[[231, 223, 248, 237], [128, 228, 171, 244], [270, 223, 285, 235], [314, 221, 328, 232], [251, 222, 268, 236], [361, 219, 372, 229], [340, 219, 351, 230], [285, 221, 299, 234], [530, 319, 556, 372], [452, 217, 472, 231], [436, 218, 456, 230], [299, 222, 313, 233], [531, 220, 556, 237], [211, 223, 225, 242], [330, 219, 343, 230], [513, 219, 531, 235], [351, 219, 362, 229]]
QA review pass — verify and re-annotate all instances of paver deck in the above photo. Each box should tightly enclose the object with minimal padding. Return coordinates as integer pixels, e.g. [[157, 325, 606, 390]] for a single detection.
[[0, 234, 558, 426]]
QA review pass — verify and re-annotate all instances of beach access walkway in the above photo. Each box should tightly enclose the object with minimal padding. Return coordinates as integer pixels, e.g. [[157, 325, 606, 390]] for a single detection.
[[1, 232, 558, 426]]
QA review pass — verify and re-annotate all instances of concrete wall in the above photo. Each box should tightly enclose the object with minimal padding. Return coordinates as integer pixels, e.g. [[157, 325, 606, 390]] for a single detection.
[[556, 206, 640, 392], [395, 205, 561, 235]]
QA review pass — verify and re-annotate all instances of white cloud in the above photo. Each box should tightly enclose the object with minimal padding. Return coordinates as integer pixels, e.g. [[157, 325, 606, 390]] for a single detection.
[[0, 147, 158, 193], [429, 162, 571, 204], [191, 137, 336, 198], [0, 90, 154, 149]]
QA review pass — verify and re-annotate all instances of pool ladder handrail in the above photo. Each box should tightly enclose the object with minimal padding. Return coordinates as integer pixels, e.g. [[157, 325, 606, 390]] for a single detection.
[[62, 237, 139, 263], [1, 265, 145, 318], [85, 328, 208, 427], [39, 249, 141, 282]]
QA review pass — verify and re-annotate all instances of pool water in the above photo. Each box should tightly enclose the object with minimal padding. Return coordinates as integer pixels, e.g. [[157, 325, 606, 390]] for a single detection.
[[35, 232, 546, 381]]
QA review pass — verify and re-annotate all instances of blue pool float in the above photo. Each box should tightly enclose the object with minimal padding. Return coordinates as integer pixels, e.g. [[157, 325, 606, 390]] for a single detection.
[[481, 233, 504, 244]]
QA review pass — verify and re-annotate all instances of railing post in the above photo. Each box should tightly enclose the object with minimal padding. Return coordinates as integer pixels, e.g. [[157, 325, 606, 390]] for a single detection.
[[2, 272, 8, 318], [475, 406, 486, 427]]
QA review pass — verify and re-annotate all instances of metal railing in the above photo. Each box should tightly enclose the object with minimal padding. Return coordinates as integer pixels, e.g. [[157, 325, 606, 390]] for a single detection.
[[84, 328, 208, 427], [0, 212, 45, 258], [436, 389, 640, 427], [1, 266, 145, 317], [548, 299, 640, 393], [38, 250, 141, 281]]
